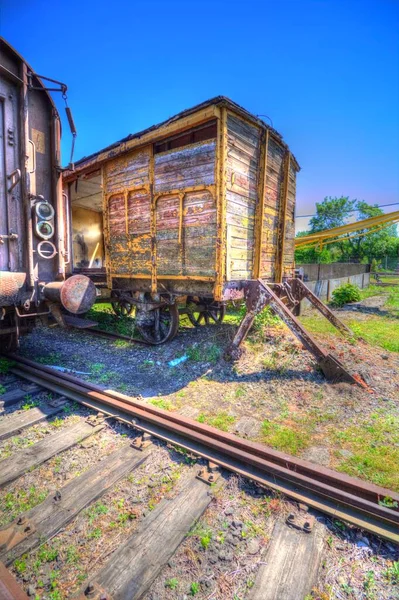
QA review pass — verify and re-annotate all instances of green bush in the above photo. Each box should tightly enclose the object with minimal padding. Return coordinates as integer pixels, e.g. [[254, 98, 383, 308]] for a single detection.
[[331, 283, 361, 307]]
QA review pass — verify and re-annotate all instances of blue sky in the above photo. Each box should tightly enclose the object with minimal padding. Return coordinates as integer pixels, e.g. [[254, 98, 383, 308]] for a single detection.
[[2, 0, 398, 231]]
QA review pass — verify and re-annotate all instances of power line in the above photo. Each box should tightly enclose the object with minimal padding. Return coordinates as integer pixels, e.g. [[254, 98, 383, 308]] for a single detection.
[[295, 202, 399, 219]]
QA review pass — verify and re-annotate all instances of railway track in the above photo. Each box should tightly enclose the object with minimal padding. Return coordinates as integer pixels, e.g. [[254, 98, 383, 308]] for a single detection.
[[0, 354, 398, 599]]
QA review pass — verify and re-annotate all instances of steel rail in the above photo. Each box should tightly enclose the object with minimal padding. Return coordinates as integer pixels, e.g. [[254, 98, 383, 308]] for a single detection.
[[7, 354, 382, 501], [87, 328, 148, 345], [5, 353, 399, 543]]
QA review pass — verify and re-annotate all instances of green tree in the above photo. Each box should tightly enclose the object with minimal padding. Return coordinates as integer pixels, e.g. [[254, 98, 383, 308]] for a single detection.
[[296, 197, 398, 264], [309, 196, 355, 232]]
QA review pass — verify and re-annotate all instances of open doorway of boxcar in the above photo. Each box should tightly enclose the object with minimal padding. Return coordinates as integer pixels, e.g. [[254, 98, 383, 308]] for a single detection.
[[68, 169, 105, 281]]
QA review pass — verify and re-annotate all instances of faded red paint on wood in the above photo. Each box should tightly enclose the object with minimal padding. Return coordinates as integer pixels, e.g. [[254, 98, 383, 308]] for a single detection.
[[102, 111, 297, 288]]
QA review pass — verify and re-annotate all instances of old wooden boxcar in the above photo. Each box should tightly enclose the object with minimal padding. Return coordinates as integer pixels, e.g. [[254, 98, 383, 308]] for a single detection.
[[63, 97, 300, 343]]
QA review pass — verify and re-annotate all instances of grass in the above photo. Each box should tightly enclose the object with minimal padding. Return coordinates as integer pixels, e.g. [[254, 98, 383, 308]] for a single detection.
[[235, 385, 246, 398], [90, 362, 117, 384], [86, 501, 109, 524], [149, 397, 175, 411], [87, 302, 137, 337], [300, 283, 399, 352], [261, 419, 311, 455], [358, 283, 399, 305], [225, 304, 280, 331], [22, 395, 39, 410], [197, 411, 236, 431], [350, 317, 399, 352], [331, 410, 399, 490], [384, 561, 399, 584], [36, 352, 62, 365], [0, 384, 6, 395], [358, 283, 399, 316], [187, 343, 221, 363], [0, 436, 35, 460], [200, 531, 212, 549], [190, 582, 200, 595], [0, 486, 47, 525], [300, 313, 399, 353], [0, 357, 14, 374], [165, 578, 179, 589]]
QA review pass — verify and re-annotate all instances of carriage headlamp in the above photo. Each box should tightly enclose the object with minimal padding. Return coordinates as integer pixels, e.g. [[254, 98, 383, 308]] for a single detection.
[[36, 220, 54, 239], [34, 201, 55, 240], [35, 201, 55, 220]]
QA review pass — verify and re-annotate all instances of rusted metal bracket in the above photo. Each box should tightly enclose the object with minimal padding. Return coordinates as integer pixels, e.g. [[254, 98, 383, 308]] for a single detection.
[[86, 413, 105, 427], [131, 432, 153, 451], [0, 516, 36, 552], [47, 302, 67, 327], [197, 462, 221, 485], [48, 396, 67, 408], [76, 581, 112, 600], [286, 512, 315, 533], [226, 278, 361, 385]]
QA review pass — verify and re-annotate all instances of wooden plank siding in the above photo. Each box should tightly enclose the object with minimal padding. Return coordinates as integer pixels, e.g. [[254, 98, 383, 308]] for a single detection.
[[104, 147, 151, 276], [259, 137, 296, 281], [154, 141, 217, 278], [99, 103, 297, 292], [225, 114, 261, 280]]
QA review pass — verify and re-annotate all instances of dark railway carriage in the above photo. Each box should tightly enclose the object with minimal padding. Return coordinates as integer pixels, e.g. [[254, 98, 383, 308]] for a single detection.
[[64, 97, 300, 344], [0, 38, 95, 350]]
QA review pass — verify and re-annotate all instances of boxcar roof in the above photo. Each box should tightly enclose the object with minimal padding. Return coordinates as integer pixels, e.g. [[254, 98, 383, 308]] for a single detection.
[[64, 96, 299, 178], [0, 37, 60, 123]]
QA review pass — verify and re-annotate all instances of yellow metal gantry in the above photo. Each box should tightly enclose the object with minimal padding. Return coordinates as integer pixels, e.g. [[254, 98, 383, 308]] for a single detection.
[[295, 210, 399, 249]]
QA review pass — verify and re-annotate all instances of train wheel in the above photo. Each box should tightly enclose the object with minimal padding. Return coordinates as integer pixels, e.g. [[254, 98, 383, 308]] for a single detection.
[[111, 291, 134, 317], [136, 303, 179, 345], [186, 296, 226, 326]]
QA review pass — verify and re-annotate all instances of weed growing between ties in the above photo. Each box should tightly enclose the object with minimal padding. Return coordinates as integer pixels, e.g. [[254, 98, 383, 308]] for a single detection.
[[0, 486, 48, 526]]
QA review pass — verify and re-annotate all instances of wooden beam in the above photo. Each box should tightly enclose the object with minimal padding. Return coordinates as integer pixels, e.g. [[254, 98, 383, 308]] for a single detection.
[[275, 152, 291, 283], [0, 421, 103, 488], [0, 445, 150, 565], [249, 520, 324, 600], [63, 106, 220, 182], [0, 400, 66, 441], [0, 384, 40, 411], [214, 107, 227, 300], [73, 474, 218, 600], [253, 128, 269, 278]]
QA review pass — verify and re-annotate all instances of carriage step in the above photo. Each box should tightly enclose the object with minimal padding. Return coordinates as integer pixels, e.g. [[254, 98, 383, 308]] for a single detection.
[[63, 315, 98, 329]]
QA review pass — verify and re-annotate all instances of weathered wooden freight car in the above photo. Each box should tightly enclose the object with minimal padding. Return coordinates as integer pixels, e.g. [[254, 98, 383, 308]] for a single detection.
[[64, 99, 297, 329], [63, 97, 359, 383]]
